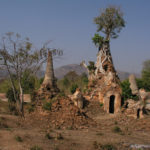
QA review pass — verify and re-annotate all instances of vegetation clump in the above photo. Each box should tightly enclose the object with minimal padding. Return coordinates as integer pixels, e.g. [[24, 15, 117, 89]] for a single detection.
[[70, 84, 78, 94], [30, 146, 43, 150], [42, 101, 52, 111], [15, 136, 23, 142], [112, 126, 122, 133], [93, 141, 116, 150], [57, 72, 88, 95], [100, 144, 116, 150], [45, 133, 52, 140], [27, 104, 35, 113]]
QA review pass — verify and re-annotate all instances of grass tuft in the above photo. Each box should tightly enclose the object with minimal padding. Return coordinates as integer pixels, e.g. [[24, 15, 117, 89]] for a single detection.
[[112, 126, 122, 133], [30, 145, 43, 150], [15, 136, 23, 142]]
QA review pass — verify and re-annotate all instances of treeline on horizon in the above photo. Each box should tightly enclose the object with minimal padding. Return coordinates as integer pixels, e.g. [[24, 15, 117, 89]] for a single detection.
[[0, 59, 150, 102]]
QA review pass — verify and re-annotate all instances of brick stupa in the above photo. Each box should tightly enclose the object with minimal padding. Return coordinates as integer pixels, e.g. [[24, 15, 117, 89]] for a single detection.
[[38, 51, 59, 100]]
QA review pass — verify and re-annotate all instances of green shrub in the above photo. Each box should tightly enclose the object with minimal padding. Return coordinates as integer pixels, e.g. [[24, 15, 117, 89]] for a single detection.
[[42, 102, 52, 111], [39, 77, 44, 85], [21, 70, 36, 94], [121, 79, 138, 101], [136, 78, 150, 92], [112, 126, 122, 133], [15, 136, 23, 142], [100, 144, 116, 150], [62, 77, 70, 87], [45, 133, 52, 139], [100, 103, 103, 107], [30, 146, 43, 150], [27, 104, 35, 113], [6, 88, 17, 103], [57, 72, 88, 95], [114, 121, 118, 125], [87, 61, 96, 71], [0, 79, 10, 93], [81, 73, 88, 85], [70, 84, 78, 94], [58, 91, 66, 97], [93, 141, 116, 150]]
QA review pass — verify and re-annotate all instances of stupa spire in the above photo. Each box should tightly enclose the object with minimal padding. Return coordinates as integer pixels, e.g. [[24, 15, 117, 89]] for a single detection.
[[43, 51, 55, 86]]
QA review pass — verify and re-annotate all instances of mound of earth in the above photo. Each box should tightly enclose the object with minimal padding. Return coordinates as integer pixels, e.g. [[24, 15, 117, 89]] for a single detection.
[[23, 97, 97, 129]]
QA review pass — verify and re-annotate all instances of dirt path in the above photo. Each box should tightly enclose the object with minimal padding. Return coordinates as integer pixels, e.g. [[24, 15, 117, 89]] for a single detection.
[[1, 101, 150, 150]]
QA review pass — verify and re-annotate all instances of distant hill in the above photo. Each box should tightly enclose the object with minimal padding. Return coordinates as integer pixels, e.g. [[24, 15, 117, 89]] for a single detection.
[[54, 64, 87, 79], [0, 64, 140, 81], [54, 64, 140, 81]]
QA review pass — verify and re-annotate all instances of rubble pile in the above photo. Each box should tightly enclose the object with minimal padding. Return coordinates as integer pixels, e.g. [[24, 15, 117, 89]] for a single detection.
[[48, 97, 96, 129], [24, 97, 96, 129]]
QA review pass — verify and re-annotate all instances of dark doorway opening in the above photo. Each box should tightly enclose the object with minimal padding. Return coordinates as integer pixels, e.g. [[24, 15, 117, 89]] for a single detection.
[[137, 109, 140, 118], [109, 95, 115, 113]]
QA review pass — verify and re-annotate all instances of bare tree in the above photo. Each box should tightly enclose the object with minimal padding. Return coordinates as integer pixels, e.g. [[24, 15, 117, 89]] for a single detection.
[[0, 32, 62, 116]]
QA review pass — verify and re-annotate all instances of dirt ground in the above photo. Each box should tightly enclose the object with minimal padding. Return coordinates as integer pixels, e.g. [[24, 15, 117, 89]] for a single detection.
[[0, 100, 150, 150]]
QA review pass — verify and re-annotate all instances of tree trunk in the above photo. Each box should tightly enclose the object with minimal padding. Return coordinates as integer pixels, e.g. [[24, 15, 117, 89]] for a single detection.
[[19, 80, 24, 117], [95, 41, 113, 76], [6, 64, 17, 102]]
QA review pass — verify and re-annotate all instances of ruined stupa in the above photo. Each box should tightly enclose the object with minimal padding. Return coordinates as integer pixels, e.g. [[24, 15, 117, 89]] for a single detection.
[[82, 41, 122, 114], [38, 51, 59, 100], [96, 42, 121, 114], [122, 74, 150, 119]]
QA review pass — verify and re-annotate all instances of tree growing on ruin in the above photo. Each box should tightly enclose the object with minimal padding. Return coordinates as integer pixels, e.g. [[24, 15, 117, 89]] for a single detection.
[[93, 6, 125, 42], [0, 32, 62, 116], [92, 6, 125, 75]]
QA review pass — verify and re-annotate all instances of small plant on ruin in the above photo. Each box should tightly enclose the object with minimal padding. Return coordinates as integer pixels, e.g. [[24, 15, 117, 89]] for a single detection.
[[100, 103, 103, 107], [42, 102, 52, 111], [87, 61, 96, 72], [70, 84, 78, 94], [112, 126, 122, 133], [15, 136, 23, 142]]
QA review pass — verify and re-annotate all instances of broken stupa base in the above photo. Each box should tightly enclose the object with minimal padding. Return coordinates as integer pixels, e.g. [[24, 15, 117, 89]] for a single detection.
[[37, 82, 60, 100], [86, 70, 122, 114]]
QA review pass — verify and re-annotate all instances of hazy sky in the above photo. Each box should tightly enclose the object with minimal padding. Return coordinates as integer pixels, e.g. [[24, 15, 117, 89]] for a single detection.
[[0, 0, 150, 73]]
